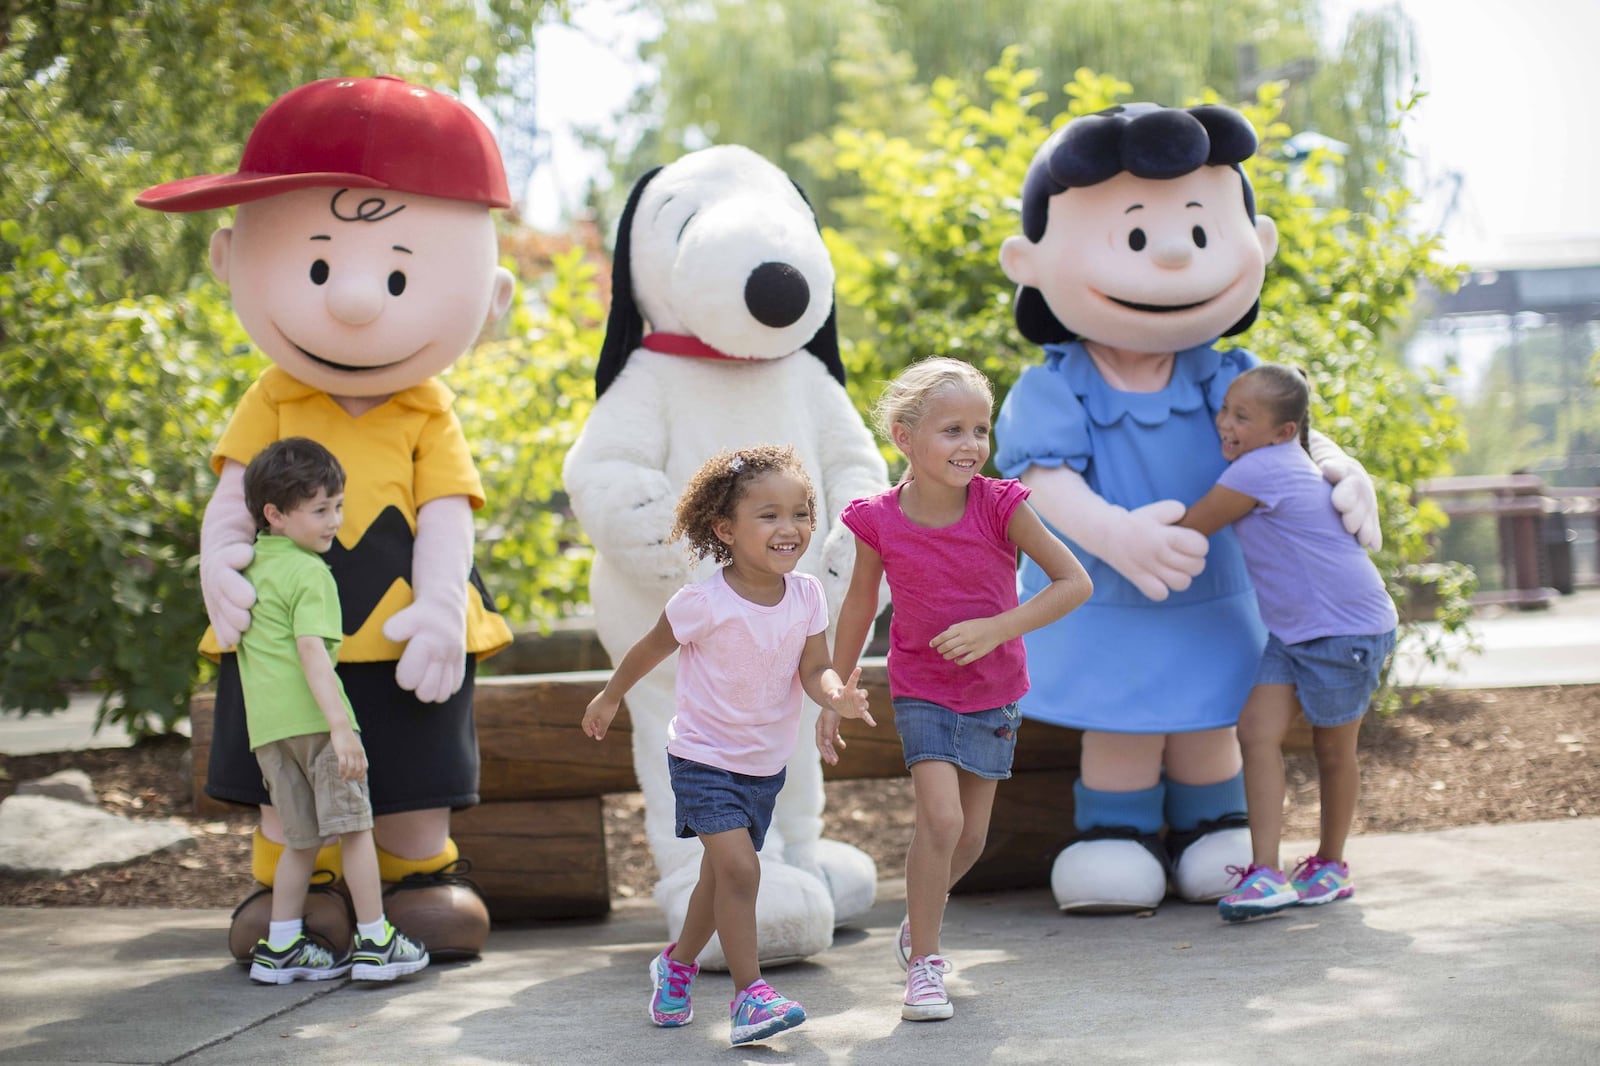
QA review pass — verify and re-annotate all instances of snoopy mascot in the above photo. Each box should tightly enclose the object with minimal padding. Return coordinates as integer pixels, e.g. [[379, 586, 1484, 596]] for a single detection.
[[562, 145, 889, 966]]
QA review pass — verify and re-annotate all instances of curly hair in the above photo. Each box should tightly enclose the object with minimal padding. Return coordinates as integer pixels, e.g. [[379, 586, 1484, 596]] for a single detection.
[[243, 437, 346, 533], [671, 445, 817, 566]]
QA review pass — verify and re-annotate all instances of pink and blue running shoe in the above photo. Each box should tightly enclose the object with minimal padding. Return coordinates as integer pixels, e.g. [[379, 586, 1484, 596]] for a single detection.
[[729, 980, 806, 1045], [649, 944, 698, 1027], [1291, 855, 1354, 906], [1218, 864, 1298, 922]]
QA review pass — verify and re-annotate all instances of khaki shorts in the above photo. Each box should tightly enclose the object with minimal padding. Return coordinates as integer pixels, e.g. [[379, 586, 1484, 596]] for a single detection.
[[254, 733, 373, 849]]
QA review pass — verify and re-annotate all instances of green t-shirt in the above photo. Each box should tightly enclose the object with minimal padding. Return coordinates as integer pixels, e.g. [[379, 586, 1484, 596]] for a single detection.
[[236, 534, 358, 749]]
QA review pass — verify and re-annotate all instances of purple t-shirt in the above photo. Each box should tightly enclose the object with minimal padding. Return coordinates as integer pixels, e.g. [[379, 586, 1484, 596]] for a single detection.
[[1217, 441, 1398, 644], [841, 475, 1032, 712]]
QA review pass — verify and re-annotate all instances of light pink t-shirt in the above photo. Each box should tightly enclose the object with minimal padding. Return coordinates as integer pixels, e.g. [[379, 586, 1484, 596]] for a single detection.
[[841, 475, 1032, 712], [664, 569, 828, 777]]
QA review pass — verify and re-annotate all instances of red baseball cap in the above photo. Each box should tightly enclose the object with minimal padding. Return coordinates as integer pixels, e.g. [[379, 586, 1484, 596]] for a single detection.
[[136, 75, 511, 212]]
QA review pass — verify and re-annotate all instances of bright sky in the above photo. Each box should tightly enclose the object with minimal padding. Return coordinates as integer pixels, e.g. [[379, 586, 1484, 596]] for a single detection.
[[1328, 0, 1600, 268], [528, 0, 1600, 271]]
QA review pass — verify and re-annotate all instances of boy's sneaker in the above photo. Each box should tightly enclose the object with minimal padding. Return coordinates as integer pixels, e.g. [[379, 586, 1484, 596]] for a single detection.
[[1291, 855, 1354, 906], [894, 915, 912, 971], [902, 954, 954, 1021], [1218, 864, 1298, 922], [729, 981, 806, 1045], [649, 944, 698, 1027], [350, 923, 429, 982], [249, 934, 351, 985]]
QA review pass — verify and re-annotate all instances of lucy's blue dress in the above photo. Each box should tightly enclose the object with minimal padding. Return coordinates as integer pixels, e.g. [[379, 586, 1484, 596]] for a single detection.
[[995, 342, 1268, 733]]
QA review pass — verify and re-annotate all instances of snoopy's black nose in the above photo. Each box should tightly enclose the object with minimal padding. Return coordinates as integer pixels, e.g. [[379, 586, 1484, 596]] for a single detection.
[[744, 261, 810, 329]]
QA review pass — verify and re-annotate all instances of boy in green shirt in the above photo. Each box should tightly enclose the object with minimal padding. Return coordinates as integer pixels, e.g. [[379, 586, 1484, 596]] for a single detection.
[[237, 437, 428, 984]]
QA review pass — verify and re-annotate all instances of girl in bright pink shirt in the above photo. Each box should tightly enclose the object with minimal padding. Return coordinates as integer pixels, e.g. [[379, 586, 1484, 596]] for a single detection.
[[828, 358, 1092, 1022], [582, 445, 872, 1047]]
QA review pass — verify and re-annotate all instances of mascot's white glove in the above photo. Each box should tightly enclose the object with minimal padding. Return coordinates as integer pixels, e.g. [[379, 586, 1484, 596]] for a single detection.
[[606, 486, 692, 590], [818, 521, 860, 625], [383, 495, 471, 703], [1023, 465, 1208, 602], [562, 417, 691, 592], [200, 460, 257, 647], [1308, 432, 1383, 552]]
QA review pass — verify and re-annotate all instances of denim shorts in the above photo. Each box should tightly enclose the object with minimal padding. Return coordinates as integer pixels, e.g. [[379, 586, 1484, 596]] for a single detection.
[[668, 754, 785, 850], [1254, 629, 1398, 727], [893, 697, 1021, 780]]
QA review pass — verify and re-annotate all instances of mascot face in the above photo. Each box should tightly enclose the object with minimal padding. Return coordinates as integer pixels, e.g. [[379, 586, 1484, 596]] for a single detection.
[[1002, 164, 1277, 355], [628, 145, 834, 359], [211, 186, 512, 397]]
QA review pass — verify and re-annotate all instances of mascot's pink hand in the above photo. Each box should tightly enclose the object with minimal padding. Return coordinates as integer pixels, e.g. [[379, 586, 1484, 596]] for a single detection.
[[384, 604, 466, 703], [202, 541, 256, 647], [1111, 500, 1210, 602], [1323, 457, 1383, 552]]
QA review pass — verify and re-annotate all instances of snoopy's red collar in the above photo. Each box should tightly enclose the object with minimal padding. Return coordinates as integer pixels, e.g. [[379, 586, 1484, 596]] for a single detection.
[[641, 332, 761, 362]]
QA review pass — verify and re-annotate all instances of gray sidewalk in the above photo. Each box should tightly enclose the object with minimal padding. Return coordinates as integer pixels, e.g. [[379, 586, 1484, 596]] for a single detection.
[[3, 818, 1598, 1064]]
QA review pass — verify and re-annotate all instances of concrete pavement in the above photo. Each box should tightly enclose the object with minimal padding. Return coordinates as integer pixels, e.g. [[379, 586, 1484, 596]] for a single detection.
[[2, 818, 1598, 1064], [1390, 587, 1600, 689]]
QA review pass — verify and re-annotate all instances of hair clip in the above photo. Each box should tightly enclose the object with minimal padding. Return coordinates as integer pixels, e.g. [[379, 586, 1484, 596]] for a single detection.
[[729, 454, 745, 473]]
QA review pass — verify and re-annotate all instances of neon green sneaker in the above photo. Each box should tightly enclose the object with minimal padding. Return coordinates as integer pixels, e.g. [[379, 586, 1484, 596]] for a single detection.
[[350, 923, 430, 982]]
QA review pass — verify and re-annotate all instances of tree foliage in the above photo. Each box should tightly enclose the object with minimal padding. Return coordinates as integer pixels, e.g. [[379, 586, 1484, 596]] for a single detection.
[[452, 246, 605, 628], [0, 221, 261, 732], [813, 55, 1474, 700], [623, 0, 1415, 222]]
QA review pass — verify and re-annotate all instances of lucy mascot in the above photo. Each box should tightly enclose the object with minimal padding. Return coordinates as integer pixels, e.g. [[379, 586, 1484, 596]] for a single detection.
[[137, 76, 515, 958], [993, 103, 1382, 912], [562, 145, 889, 966]]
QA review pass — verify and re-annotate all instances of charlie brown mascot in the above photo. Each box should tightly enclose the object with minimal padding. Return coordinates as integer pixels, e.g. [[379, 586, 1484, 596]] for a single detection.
[[993, 103, 1381, 912], [138, 75, 515, 958]]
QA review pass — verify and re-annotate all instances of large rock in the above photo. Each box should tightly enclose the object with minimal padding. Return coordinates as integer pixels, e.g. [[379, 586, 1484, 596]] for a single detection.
[[17, 769, 96, 806], [0, 794, 194, 877]]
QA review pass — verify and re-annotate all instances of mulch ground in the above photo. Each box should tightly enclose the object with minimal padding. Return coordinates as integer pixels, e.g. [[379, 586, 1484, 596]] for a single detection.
[[1, 684, 1595, 908]]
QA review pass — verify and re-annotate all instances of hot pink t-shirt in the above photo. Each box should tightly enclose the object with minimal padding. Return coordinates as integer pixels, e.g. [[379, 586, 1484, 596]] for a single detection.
[[841, 475, 1032, 712], [664, 569, 828, 777]]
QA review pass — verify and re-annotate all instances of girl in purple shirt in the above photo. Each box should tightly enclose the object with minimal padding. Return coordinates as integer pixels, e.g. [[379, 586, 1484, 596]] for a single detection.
[[829, 358, 1091, 1022], [1180, 364, 1398, 922]]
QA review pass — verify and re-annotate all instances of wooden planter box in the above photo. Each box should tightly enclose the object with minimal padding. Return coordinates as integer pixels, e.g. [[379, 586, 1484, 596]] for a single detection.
[[191, 657, 1310, 918]]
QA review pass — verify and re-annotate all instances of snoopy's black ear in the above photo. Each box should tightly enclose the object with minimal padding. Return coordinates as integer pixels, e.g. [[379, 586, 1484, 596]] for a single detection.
[[786, 176, 846, 386], [595, 165, 663, 398], [807, 304, 845, 386]]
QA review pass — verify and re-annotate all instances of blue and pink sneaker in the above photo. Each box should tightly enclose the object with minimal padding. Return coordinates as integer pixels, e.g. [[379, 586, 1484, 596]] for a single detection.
[[1291, 855, 1354, 906], [729, 980, 806, 1045], [1217, 864, 1298, 922], [648, 943, 698, 1027]]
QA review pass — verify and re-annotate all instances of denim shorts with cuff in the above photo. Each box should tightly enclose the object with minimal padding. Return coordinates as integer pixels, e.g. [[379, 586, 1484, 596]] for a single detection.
[[668, 754, 785, 850], [893, 696, 1021, 780], [1254, 628, 1398, 727]]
